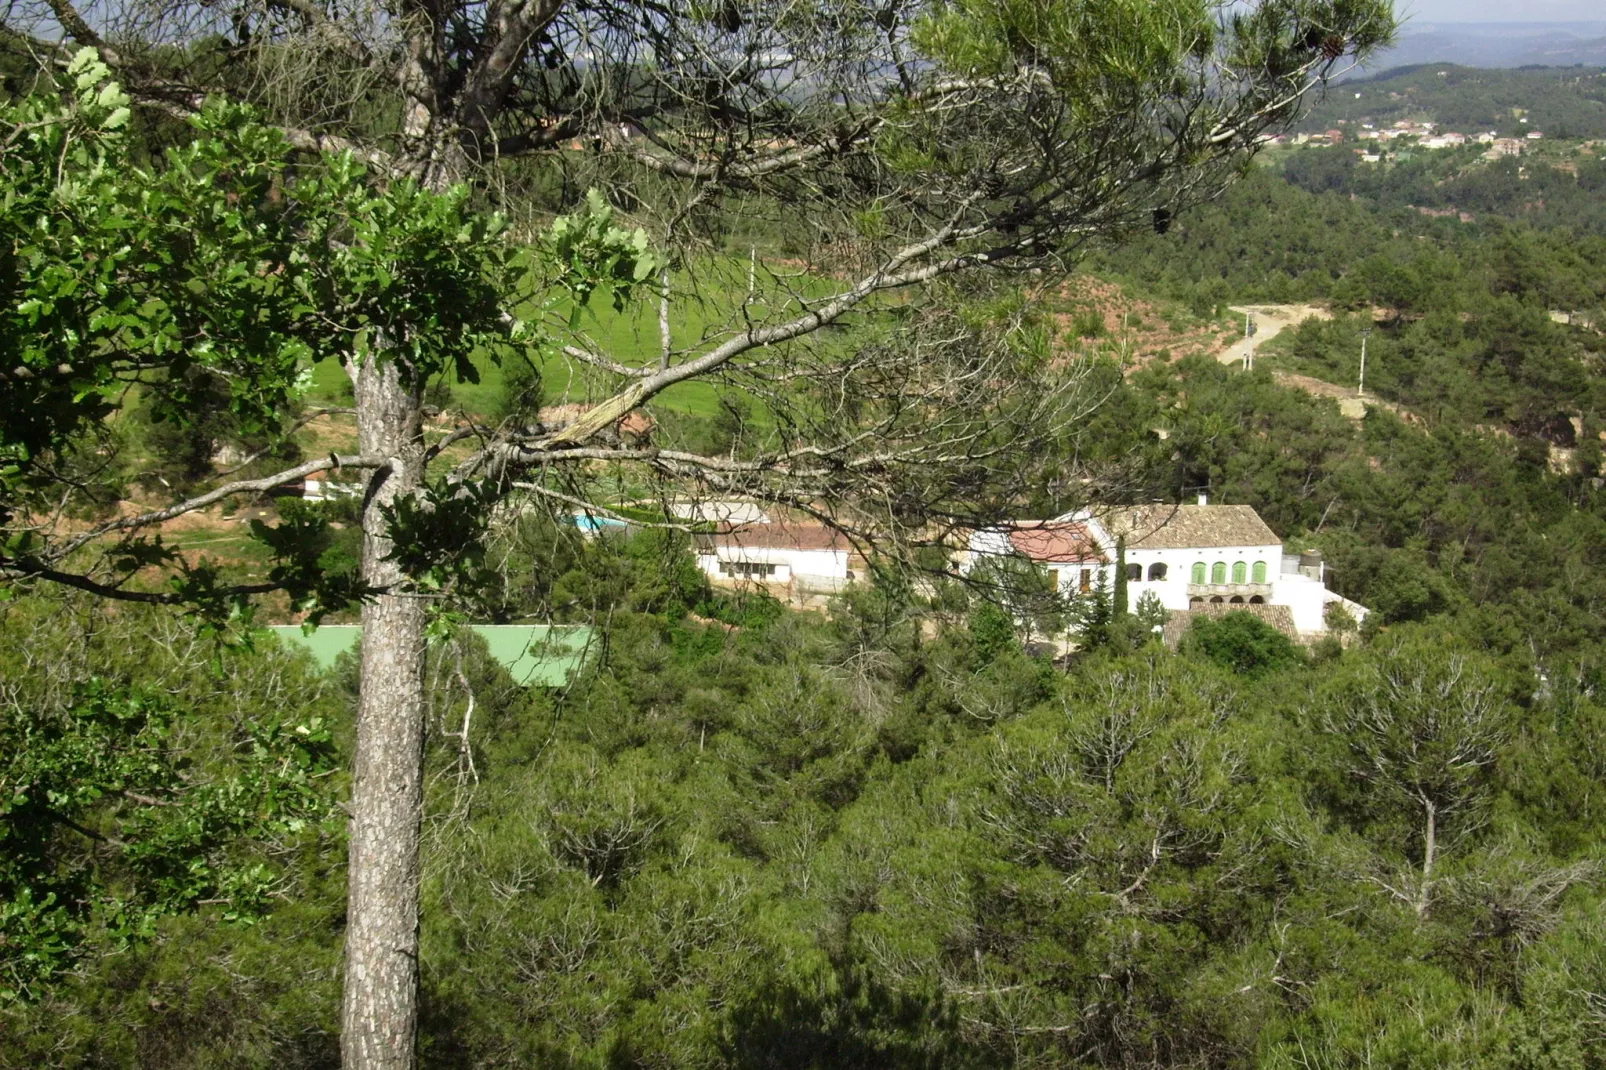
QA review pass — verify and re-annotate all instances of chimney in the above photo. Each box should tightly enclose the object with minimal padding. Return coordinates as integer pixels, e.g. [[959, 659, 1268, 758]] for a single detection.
[[1197, 492, 1208, 506]]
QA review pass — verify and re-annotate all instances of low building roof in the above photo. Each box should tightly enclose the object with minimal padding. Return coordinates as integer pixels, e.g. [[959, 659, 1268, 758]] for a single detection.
[[1004, 521, 1103, 563], [1100, 504, 1280, 551], [269, 624, 593, 686], [702, 521, 852, 552]]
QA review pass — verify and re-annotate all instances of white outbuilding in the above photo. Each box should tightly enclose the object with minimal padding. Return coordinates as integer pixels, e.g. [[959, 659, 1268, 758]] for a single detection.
[[695, 520, 857, 594]]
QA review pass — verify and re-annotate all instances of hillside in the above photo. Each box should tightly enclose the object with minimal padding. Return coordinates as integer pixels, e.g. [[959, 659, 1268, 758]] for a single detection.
[[1295, 63, 1606, 138]]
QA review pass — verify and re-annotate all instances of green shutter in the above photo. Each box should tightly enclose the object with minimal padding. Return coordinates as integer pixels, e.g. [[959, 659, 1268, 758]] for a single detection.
[[1252, 560, 1267, 583], [1211, 561, 1227, 584], [1192, 562, 1206, 584], [1231, 561, 1247, 584]]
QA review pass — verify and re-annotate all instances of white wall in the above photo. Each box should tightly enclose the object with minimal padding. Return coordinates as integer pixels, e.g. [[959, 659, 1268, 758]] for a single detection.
[[1274, 574, 1331, 633], [965, 529, 1017, 562], [1119, 543, 1284, 613], [1272, 576, 1371, 634], [699, 547, 850, 583]]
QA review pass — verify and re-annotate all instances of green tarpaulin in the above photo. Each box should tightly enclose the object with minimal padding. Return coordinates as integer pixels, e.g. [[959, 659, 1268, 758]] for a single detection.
[[266, 624, 594, 687]]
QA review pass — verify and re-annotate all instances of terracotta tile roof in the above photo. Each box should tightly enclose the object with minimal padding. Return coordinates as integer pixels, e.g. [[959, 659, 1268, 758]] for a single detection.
[[1101, 504, 1279, 550], [704, 522, 851, 552], [1005, 521, 1103, 563]]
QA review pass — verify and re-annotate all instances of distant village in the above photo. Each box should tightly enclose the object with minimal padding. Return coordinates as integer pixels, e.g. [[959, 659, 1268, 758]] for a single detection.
[[1261, 119, 1546, 164]]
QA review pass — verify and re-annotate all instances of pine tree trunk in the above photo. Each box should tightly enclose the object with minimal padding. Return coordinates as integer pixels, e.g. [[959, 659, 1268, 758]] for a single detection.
[[342, 356, 428, 1069], [1416, 795, 1437, 920]]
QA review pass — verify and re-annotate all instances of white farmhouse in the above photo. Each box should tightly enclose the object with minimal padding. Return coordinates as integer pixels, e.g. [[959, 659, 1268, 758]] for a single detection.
[[695, 520, 857, 593], [967, 497, 1368, 640]]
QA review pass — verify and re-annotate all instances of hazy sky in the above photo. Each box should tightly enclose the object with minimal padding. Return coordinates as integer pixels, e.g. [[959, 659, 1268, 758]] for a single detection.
[[1398, 0, 1606, 23]]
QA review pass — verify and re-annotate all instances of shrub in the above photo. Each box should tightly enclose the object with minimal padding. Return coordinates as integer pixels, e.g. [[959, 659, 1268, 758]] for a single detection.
[[1181, 611, 1304, 678]]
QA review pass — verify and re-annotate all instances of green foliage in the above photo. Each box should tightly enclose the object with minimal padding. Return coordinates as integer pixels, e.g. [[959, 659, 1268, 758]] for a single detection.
[[249, 499, 367, 622], [0, 600, 341, 1004], [483, 516, 714, 626], [1070, 307, 1106, 338], [1134, 588, 1170, 632], [6, 537, 1605, 1067], [1308, 630, 1507, 835], [286, 149, 524, 388], [131, 367, 304, 493], [0, 55, 304, 509], [16, 18, 1606, 1070], [378, 477, 498, 596], [0, 61, 529, 626], [1298, 64, 1606, 140], [494, 356, 543, 423], [545, 188, 662, 326], [1112, 536, 1129, 616], [967, 552, 1066, 647], [1066, 566, 1114, 647], [967, 600, 1017, 666], [1181, 609, 1305, 678]]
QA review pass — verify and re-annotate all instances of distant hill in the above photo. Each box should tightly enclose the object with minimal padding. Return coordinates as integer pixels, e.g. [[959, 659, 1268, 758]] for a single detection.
[[1295, 63, 1606, 138], [1349, 21, 1606, 72]]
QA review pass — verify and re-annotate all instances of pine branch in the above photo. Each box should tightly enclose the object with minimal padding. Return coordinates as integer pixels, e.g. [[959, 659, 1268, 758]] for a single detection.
[[48, 453, 387, 562]]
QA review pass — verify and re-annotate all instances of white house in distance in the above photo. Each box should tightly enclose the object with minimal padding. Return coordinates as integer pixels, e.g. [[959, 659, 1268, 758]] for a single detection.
[[694, 515, 858, 595], [967, 496, 1368, 640]]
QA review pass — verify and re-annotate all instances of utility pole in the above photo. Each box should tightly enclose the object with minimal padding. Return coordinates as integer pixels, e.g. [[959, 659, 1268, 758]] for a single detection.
[[1358, 327, 1372, 397]]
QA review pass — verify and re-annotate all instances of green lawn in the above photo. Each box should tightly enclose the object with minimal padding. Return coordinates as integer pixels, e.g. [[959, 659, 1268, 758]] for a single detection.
[[303, 257, 844, 421]]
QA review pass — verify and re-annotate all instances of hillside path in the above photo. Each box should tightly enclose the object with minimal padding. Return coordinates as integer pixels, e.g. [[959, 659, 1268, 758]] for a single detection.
[[1219, 304, 1411, 421], [1218, 303, 1330, 368], [1274, 372, 1381, 420]]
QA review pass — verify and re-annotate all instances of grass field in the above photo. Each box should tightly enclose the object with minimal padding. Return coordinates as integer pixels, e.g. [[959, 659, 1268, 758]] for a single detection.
[[304, 258, 843, 421]]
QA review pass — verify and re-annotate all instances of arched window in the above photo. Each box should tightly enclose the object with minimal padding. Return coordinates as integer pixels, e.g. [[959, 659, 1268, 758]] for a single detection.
[[1229, 595, 1244, 604], [1211, 561, 1227, 584], [1148, 563, 1168, 581], [1189, 596, 1203, 605], [1231, 561, 1247, 584], [1209, 595, 1224, 604], [1191, 562, 1206, 584], [1251, 560, 1267, 584], [1126, 564, 1143, 582], [1248, 595, 1265, 604]]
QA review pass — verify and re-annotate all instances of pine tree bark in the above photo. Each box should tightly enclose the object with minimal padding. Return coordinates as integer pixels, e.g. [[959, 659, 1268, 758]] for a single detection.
[[1415, 795, 1437, 920], [343, 355, 428, 1069]]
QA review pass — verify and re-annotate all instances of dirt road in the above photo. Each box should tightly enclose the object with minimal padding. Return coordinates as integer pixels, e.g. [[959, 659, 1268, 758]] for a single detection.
[[1213, 303, 1429, 421], [1218, 304, 1396, 419], [1218, 304, 1330, 368], [1273, 371, 1377, 420]]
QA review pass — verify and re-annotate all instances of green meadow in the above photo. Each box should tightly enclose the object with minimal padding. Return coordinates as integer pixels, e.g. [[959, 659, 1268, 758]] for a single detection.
[[304, 258, 849, 421]]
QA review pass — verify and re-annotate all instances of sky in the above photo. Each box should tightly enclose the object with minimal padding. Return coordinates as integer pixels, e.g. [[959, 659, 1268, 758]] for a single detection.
[[1397, 0, 1606, 23]]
